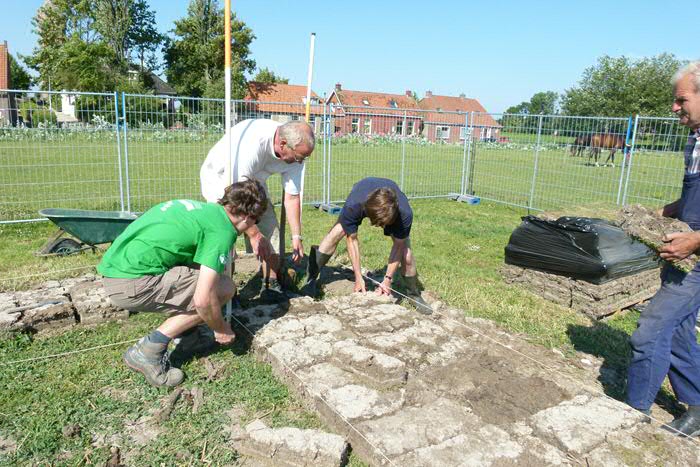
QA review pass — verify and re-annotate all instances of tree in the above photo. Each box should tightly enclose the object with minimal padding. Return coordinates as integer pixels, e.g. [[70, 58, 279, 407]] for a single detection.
[[253, 67, 288, 84], [9, 54, 33, 89], [505, 91, 559, 115], [561, 54, 682, 117], [25, 0, 100, 89], [127, 0, 164, 72], [164, 0, 256, 98], [53, 36, 119, 91], [93, 0, 132, 67]]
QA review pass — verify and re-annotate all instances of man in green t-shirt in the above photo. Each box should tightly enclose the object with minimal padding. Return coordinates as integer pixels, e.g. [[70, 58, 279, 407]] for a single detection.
[[98, 179, 268, 387]]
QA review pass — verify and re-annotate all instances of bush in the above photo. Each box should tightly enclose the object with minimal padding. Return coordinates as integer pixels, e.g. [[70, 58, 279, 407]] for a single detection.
[[19, 100, 57, 127]]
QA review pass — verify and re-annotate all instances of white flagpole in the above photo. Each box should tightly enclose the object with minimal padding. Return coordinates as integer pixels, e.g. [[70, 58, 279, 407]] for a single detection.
[[224, 0, 233, 322], [300, 32, 316, 219]]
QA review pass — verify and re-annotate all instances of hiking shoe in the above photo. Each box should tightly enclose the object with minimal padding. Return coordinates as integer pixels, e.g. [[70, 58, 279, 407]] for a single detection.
[[170, 324, 217, 365], [407, 293, 433, 315], [260, 278, 286, 303], [124, 337, 184, 387], [664, 409, 700, 437]]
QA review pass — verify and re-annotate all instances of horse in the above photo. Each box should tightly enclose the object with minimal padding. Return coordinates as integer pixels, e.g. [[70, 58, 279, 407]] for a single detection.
[[588, 133, 625, 167], [570, 133, 592, 157]]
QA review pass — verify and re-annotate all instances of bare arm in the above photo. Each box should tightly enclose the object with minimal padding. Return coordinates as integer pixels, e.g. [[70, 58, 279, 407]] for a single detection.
[[193, 266, 234, 344], [284, 192, 304, 263], [377, 239, 406, 295], [345, 233, 366, 293]]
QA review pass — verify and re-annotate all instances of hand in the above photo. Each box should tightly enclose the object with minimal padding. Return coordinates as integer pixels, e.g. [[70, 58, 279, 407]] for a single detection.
[[659, 232, 700, 261], [375, 278, 392, 296], [354, 278, 366, 293], [252, 234, 274, 262], [214, 323, 236, 345], [292, 236, 304, 264]]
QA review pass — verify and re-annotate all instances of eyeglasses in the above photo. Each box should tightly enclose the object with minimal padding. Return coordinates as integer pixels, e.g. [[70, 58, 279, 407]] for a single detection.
[[288, 145, 307, 163]]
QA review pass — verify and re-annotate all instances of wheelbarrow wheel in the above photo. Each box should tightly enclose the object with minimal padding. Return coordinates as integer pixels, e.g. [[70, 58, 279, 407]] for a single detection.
[[48, 238, 83, 256]]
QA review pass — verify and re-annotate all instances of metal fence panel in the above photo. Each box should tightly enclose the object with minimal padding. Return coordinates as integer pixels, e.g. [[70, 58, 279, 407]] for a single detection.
[[0, 89, 122, 223], [622, 116, 686, 206], [530, 115, 631, 210], [327, 105, 465, 202], [0, 88, 690, 223]]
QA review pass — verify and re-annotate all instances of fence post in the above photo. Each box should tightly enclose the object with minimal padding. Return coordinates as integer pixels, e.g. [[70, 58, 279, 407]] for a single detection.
[[113, 92, 125, 212], [460, 112, 471, 195], [621, 115, 640, 206], [400, 110, 407, 190], [322, 103, 327, 205], [528, 115, 544, 209], [327, 104, 333, 204], [121, 92, 132, 212], [615, 115, 634, 205]]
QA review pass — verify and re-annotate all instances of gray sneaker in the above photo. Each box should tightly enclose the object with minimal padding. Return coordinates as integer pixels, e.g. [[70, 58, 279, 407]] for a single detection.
[[124, 337, 184, 387], [170, 325, 217, 364]]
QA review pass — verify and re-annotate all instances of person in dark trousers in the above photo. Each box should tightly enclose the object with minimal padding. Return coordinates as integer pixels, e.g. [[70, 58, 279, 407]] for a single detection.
[[98, 179, 268, 387], [305, 177, 430, 314], [625, 61, 700, 437]]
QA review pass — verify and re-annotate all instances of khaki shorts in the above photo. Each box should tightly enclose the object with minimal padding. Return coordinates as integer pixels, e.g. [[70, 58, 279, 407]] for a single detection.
[[103, 266, 199, 313], [244, 201, 280, 254]]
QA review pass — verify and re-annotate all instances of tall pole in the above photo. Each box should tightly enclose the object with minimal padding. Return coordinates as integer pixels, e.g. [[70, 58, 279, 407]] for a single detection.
[[224, 0, 233, 322]]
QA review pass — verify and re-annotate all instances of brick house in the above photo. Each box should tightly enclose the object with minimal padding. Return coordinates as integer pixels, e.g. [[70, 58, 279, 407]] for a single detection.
[[325, 83, 422, 136], [243, 82, 323, 133], [418, 91, 501, 143], [0, 41, 18, 126]]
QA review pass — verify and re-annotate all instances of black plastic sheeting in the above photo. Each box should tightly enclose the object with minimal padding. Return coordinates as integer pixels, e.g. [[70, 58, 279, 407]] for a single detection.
[[505, 216, 659, 284]]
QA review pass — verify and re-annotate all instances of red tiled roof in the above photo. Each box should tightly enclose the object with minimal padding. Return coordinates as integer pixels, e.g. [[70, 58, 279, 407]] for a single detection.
[[419, 94, 501, 127], [244, 82, 323, 115], [328, 87, 421, 117]]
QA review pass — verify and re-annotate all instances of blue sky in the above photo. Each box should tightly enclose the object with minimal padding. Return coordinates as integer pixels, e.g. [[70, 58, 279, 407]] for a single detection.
[[1, 0, 694, 113]]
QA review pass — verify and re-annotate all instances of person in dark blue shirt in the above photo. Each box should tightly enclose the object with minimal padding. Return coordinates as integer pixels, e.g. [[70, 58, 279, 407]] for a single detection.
[[305, 177, 430, 313]]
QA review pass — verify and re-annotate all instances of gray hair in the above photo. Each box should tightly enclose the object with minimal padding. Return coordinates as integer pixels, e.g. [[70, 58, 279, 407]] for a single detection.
[[673, 61, 700, 92], [279, 121, 315, 151]]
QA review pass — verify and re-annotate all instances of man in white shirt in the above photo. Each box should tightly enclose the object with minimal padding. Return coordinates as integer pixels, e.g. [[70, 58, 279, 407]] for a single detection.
[[200, 119, 315, 296]]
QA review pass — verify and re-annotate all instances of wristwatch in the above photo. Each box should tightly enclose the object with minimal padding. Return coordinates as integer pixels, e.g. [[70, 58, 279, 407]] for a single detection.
[[292, 235, 303, 240]]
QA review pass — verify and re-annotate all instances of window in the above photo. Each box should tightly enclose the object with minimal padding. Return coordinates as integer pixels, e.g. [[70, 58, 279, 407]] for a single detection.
[[364, 118, 372, 134], [263, 113, 271, 119], [362, 99, 370, 106], [396, 119, 403, 135], [389, 100, 398, 108], [436, 125, 450, 140], [351, 118, 359, 133], [291, 114, 300, 121], [460, 126, 471, 140], [406, 121, 414, 136]]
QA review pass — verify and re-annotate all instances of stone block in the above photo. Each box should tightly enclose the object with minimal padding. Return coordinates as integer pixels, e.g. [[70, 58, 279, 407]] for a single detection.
[[332, 339, 407, 387], [232, 419, 349, 467], [530, 394, 644, 455], [21, 302, 75, 332], [69, 281, 128, 325]]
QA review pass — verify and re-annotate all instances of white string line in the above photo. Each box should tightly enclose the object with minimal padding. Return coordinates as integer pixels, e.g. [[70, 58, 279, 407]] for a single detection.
[[227, 312, 396, 465], [361, 273, 700, 443], [0, 339, 137, 366], [0, 265, 96, 283]]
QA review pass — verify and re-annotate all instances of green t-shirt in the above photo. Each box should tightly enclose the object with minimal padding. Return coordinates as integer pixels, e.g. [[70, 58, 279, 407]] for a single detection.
[[98, 200, 237, 278]]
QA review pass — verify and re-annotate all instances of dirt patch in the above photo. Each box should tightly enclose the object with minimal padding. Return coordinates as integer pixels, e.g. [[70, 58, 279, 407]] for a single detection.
[[0, 434, 17, 457], [416, 352, 571, 425]]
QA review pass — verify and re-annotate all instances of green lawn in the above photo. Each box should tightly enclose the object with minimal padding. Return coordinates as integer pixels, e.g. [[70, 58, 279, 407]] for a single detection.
[[0, 198, 651, 464], [0, 135, 685, 222]]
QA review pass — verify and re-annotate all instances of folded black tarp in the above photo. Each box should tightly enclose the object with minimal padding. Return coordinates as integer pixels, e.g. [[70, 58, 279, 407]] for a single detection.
[[504, 216, 659, 284]]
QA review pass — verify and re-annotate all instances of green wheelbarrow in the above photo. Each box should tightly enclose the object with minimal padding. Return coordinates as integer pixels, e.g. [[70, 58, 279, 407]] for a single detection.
[[37, 208, 140, 256]]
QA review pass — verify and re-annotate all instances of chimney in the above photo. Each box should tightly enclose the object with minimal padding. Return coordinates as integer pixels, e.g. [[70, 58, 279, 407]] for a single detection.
[[335, 83, 342, 91], [405, 89, 412, 97], [425, 90, 433, 98], [459, 93, 466, 99], [0, 42, 8, 89]]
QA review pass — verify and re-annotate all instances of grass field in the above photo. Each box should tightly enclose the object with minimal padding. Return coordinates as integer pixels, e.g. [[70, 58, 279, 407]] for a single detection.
[[0, 134, 685, 222], [0, 198, 671, 464]]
